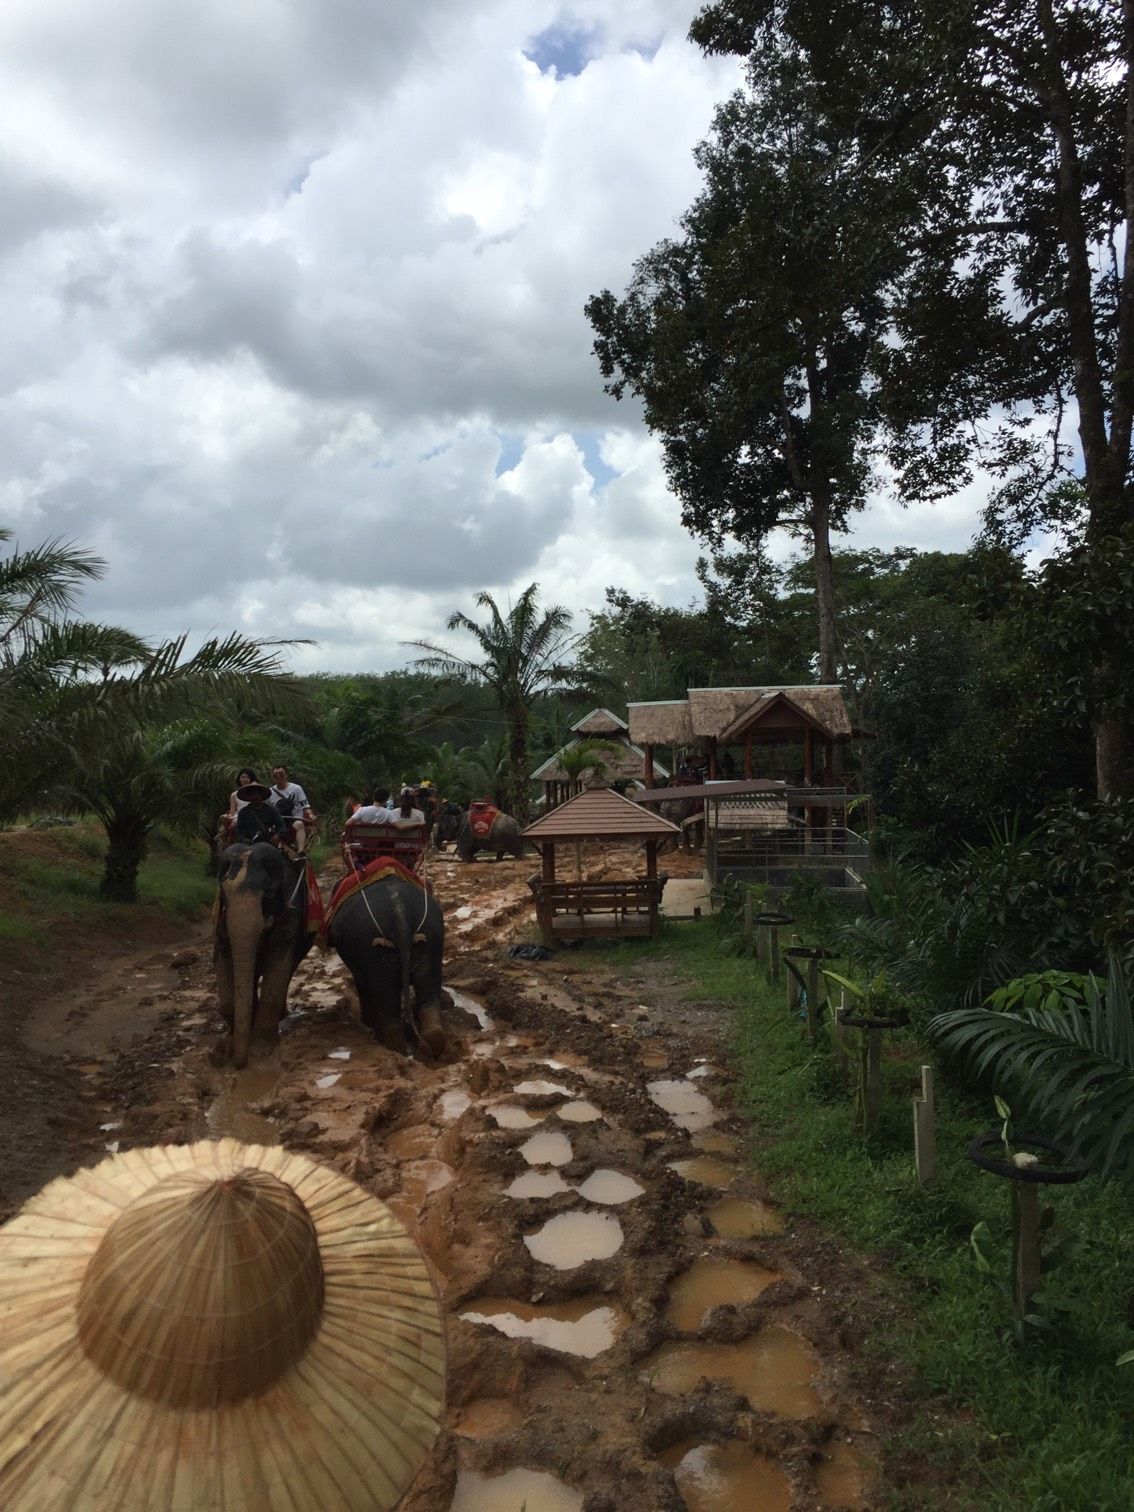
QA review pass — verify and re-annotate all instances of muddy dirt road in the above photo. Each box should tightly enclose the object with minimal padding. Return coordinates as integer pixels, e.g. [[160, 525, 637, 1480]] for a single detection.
[[3, 844, 889, 1511]]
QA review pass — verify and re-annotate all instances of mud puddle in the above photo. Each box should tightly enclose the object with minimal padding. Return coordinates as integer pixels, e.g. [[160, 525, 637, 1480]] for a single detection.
[[524, 1210, 624, 1269], [519, 1130, 573, 1166], [459, 1297, 629, 1358], [205, 1064, 280, 1142], [642, 1327, 824, 1419], [450, 1468, 582, 1511], [707, 1196, 785, 1238], [660, 1440, 792, 1512], [666, 1257, 782, 1332], [647, 1078, 718, 1132]]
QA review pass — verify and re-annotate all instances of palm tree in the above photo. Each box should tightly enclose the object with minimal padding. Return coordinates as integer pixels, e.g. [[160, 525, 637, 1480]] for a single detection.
[[930, 951, 1134, 1183], [409, 585, 582, 821], [556, 739, 621, 797]]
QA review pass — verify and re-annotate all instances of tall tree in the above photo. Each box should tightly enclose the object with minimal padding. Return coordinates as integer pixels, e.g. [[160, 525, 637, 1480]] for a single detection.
[[409, 585, 582, 822], [692, 0, 1134, 790], [586, 37, 915, 681]]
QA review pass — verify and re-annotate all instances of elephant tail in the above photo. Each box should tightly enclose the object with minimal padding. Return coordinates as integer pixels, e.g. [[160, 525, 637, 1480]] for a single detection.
[[390, 887, 420, 1048]]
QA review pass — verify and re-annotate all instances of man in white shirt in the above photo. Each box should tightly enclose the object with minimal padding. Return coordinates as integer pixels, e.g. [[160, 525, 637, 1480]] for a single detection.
[[348, 788, 392, 824], [270, 765, 312, 852]]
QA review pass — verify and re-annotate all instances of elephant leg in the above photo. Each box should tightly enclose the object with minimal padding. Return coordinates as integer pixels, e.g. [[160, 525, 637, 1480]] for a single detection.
[[256, 948, 292, 1046], [411, 953, 445, 1056], [214, 934, 235, 1032]]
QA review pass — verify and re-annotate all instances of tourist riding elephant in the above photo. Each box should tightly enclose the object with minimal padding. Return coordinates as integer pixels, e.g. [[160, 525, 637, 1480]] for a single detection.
[[328, 875, 446, 1056], [456, 810, 524, 862], [214, 842, 314, 1068]]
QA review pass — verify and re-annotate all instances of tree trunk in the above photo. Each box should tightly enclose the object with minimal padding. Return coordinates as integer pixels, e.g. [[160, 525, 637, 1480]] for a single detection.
[[99, 816, 149, 903], [1096, 715, 1129, 798], [508, 712, 530, 825], [811, 482, 839, 684]]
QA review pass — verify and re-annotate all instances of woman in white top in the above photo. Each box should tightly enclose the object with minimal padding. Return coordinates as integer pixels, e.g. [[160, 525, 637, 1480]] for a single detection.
[[227, 769, 259, 818]]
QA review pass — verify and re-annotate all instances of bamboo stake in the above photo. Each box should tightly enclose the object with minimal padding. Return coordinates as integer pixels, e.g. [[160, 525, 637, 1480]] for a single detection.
[[913, 1065, 936, 1188]]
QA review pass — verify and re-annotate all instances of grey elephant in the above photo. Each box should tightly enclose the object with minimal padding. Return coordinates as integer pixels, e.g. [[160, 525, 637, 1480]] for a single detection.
[[456, 810, 524, 862], [214, 842, 314, 1068], [327, 874, 446, 1056], [659, 796, 703, 851]]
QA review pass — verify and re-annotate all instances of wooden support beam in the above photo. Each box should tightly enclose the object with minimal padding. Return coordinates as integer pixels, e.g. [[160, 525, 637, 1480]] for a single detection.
[[744, 732, 753, 779], [707, 737, 718, 779], [643, 743, 655, 786], [542, 843, 556, 883]]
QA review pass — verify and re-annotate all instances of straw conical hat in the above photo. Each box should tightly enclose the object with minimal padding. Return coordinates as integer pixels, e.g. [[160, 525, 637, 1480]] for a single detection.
[[0, 1139, 446, 1510]]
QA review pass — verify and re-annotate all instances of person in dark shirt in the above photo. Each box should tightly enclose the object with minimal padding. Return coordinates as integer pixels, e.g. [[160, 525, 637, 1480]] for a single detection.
[[234, 783, 289, 845]]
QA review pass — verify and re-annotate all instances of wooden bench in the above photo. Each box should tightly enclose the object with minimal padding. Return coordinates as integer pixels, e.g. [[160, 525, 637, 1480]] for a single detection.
[[527, 875, 668, 945]]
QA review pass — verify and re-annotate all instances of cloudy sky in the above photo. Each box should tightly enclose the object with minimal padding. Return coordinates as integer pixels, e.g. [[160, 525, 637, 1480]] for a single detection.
[[2, 0, 988, 673]]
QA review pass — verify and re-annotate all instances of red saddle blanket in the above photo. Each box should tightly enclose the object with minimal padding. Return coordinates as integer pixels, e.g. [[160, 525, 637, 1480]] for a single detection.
[[468, 802, 500, 839], [324, 856, 431, 937]]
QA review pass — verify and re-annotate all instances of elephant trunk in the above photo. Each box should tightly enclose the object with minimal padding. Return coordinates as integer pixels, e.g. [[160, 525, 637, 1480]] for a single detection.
[[225, 892, 266, 1069]]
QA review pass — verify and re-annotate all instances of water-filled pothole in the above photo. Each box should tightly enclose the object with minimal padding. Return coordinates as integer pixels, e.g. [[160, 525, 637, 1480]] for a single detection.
[[707, 1196, 785, 1238], [506, 1169, 572, 1199], [666, 1258, 782, 1333], [514, 1079, 572, 1097], [448, 988, 494, 1032], [647, 1079, 718, 1133], [400, 1159, 454, 1211], [459, 1296, 630, 1357], [575, 1169, 645, 1205], [524, 1210, 624, 1269], [816, 1438, 873, 1510], [659, 1440, 792, 1512], [489, 1105, 546, 1130], [519, 1131, 573, 1166], [439, 1088, 473, 1120], [206, 1065, 279, 1143], [450, 1468, 583, 1511], [668, 1156, 736, 1189], [692, 1131, 741, 1157], [641, 1328, 822, 1418], [556, 1099, 603, 1123], [314, 1071, 342, 1090]]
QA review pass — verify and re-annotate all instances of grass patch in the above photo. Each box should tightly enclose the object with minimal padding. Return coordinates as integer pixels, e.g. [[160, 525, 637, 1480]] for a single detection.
[[577, 917, 1134, 1511]]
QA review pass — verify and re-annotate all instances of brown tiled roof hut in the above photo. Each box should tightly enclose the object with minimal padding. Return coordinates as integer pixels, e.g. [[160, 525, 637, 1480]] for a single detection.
[[522, 788, 679, 945]]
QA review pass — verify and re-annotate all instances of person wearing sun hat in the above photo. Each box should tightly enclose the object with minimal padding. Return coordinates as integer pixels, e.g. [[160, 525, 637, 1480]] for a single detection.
[[0, 1139, 446, 1510], [234, 782, 289, 846]]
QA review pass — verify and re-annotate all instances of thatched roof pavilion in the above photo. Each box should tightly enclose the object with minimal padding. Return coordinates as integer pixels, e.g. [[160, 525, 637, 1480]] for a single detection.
[[628, 685, 852, 783]]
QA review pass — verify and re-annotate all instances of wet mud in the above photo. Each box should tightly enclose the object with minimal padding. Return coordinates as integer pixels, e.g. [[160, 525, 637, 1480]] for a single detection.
[[10, 840, 899, 1510]]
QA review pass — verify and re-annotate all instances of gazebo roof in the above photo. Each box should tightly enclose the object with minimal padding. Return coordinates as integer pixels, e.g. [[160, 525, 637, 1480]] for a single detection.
[[628, 686, 852, 746], [626, 699, 695, 746], [571, 707, 629, 736], [716, 688, 852, 744], [522, 786, 680, 841], [530, 733, 667, 785]]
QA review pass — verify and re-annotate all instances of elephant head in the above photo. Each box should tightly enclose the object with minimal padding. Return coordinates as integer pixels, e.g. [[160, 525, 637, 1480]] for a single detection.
[[215, 842, 310, 1068]]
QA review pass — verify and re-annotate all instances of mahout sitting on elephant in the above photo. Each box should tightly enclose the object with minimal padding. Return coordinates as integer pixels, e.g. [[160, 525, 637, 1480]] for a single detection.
[[456, 800, 524, 862], [326, 866, 446, 1056], [213, 840, 317, 1067]]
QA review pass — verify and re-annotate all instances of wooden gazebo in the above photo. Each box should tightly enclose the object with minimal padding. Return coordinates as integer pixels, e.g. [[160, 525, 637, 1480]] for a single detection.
[[522, 788, 680, 945]]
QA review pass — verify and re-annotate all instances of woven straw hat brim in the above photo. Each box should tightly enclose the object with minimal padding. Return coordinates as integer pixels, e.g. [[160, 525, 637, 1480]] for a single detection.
[[0, 1140, 446, 1512]]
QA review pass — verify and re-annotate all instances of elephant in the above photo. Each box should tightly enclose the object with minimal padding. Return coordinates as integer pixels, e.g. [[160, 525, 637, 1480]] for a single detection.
[[456, 810, 525, 862], [433, 801, 464, 850], [659, 796, 704, 851], [328, 874, 446, 1056], [214, 842, 314, 1068]]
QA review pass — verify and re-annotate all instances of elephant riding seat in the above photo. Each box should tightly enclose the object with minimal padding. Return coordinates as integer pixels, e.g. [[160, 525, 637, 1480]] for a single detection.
[[213, 841, 316, 1067]]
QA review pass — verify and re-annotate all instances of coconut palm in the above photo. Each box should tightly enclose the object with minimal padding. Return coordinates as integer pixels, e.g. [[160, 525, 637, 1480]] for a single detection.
[[43, 635, 311, 901], [556, 739, 621, 797], [930, 951, 1134, 1183], [409, 585, 583, 821]]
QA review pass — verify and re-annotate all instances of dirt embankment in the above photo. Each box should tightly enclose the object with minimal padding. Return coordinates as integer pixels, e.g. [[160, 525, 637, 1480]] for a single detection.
[[1, 839, 905, 1510]]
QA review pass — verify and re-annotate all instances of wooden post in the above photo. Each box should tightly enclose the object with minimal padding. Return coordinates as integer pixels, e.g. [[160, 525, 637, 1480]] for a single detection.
[[646, 839, 659, 937], [744, 731, 753, 779], [786, 934, 801, 1011], [864, 1028, 883, 1133], [643, 743, 655, 787], [804, 726, 814, 783], [707, 737, 718, 779], [824, 739, 834, 786], [769, 921, 782, 983], [913, 1065, 936, 1188], [833, 991, 850, 1080], [542, 843, 556, 883], [1013, 1182, 1043, 1316], [743, 888, 753, 949], [806, 954, 821, 1047]]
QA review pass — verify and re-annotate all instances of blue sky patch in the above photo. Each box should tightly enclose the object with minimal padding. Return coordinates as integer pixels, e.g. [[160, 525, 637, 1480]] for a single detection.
[[524, 21, 602, 78]]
